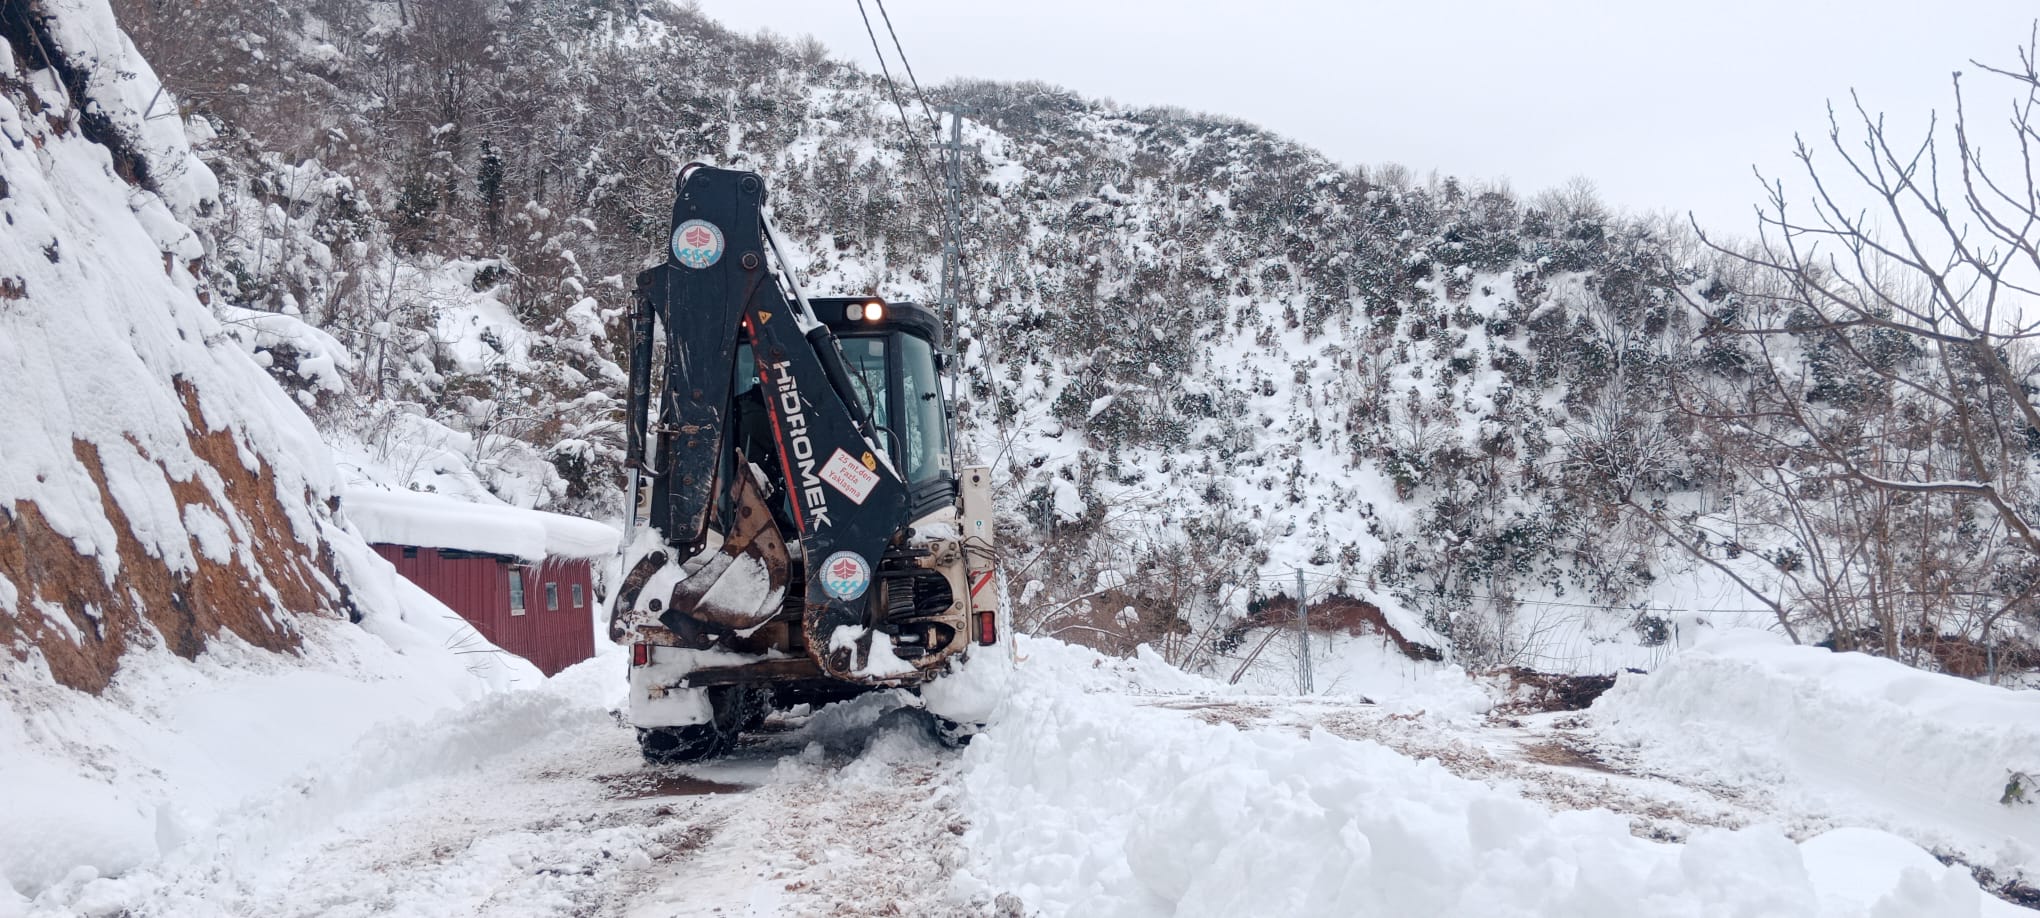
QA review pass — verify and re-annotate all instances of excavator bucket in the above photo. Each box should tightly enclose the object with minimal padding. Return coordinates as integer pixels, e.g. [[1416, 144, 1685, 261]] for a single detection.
[[613, 462, 789, 638], [663, 467, 789, 632]]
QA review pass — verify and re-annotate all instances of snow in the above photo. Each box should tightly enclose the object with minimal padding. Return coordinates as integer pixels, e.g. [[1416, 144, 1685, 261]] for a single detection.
[[10, 625, 2040, 916], [179, 505, 232, 564], [0, 510, 539, 903], [955, 636, 2030, 917], [828, 625, 919, 679], [1801, 827, 1999, 916], [692, 551, 782, 628], [0, 613, 540, 903], [1591, 628, 2040, 882], [35, 0, 218, 218], [212, 305, 355, 393], [341, 485, 620, 562], [0, 28, 330, 585], [859, 631, 918, 679]]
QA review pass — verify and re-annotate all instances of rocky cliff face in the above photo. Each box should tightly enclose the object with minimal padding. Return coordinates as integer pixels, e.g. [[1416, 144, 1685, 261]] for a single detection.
[[0, 0, 351, 690]]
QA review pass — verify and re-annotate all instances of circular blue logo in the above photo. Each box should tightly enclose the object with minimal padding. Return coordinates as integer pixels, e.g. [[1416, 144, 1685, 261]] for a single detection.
[[671, 219, 725, 269], [819, 551, 872, 601]]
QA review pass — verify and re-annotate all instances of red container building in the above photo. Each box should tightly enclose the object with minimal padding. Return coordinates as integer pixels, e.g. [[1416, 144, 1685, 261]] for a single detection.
[[346, 488, 620, 677]]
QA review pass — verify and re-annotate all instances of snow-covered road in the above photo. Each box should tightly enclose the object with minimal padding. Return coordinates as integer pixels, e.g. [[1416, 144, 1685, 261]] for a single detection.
[[11, 631, 2039, 917], [33, 670, 991, 918]]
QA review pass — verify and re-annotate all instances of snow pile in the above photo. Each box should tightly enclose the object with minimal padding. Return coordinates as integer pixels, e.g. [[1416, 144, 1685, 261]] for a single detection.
[[1, 509, 544, 904], [1014, 635, 1224, 697], [960, 636, 2023, 917], [10, 647, 593, 915], [0, 613, 544, 906], [341, 485, 620, 561], [1591, 629, 2040, 877]]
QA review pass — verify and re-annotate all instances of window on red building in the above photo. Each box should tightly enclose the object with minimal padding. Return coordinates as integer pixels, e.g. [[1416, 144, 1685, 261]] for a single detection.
[[509, 568, 526, 615]]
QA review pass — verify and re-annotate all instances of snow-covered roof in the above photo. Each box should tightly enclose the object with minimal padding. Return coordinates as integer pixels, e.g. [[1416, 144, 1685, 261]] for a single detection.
[[342, 487, 619, 562]]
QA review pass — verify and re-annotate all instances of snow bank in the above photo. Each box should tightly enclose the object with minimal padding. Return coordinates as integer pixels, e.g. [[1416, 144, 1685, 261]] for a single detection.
[[2, 529, 582, 910], [0, 611, 540, 903], [960, 636, 2023, 917], [1016, 635, 1226, 697], [341, 485, 620, 561], [1592, 629, 2040, 878], [9, 651, 603, 916]]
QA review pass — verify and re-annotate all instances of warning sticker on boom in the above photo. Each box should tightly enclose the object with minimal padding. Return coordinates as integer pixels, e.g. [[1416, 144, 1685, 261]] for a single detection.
[[819, 448, 880, 505]]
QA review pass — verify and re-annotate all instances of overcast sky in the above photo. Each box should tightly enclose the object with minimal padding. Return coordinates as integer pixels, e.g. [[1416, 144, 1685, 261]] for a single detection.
[[690, 0, 2036, 238]]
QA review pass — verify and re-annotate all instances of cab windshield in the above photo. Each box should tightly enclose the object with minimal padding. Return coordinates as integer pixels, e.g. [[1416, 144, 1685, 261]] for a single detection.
[[898, 334, 949, 487], [838, 332, 952, 496]]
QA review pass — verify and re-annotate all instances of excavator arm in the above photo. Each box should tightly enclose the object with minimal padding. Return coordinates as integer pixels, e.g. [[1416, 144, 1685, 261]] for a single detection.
[[615, 164, 915, 682]]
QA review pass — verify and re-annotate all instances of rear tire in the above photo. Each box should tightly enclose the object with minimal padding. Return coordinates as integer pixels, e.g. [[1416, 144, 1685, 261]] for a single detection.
[[637, 685, 762, 763], [933, 715, 981, 749], [740, 689, 772, 732], [637, 724, 722, 763]]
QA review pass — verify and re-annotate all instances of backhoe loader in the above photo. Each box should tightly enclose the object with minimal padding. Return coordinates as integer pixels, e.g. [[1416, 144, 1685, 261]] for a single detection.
[[610, 164, 1006, 761]]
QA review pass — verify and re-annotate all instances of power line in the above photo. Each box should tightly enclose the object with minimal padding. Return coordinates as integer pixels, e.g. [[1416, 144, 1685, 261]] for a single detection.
[[850, 0, 1008, 451], [853, 0, 981, 302], [871, 0, 944, 138], [852, 0, 950, 256], [1245, 569, 1772, 616]]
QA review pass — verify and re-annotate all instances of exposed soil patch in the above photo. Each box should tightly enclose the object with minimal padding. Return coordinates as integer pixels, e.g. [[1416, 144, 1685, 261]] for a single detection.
[[1229, 592, 1443, 662], [601, 770, 752, 799], [1519, 738, 1623, 774], [1150, 698, 1279, 730], [1492, 667, 1622, 713], [1312, 706, 1752, 843], [0, 384, 340, 692]]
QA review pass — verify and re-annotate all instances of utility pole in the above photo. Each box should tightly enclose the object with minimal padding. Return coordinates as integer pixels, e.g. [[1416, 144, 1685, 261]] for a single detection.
[[1294, 568, 1313, 694], [938, 106, 966, 330]]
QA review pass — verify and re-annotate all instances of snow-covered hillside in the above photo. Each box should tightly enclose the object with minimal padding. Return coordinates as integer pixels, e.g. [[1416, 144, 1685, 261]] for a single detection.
[[9, 0, 2040, 914], [0, 0, 543, 901], [102, 0, 2040, 677]]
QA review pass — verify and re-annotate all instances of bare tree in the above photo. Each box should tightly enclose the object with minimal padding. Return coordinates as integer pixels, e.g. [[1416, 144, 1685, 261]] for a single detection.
[[1671, 29, 2040, 659]]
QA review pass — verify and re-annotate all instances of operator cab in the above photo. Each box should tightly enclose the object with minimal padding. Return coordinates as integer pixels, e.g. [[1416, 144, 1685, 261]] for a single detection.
[[810, 298, 957, 520], [727, 298, 957, 523]]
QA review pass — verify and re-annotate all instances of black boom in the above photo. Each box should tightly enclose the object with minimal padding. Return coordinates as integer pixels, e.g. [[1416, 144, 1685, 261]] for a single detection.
[[633, 165, 911, 680]]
